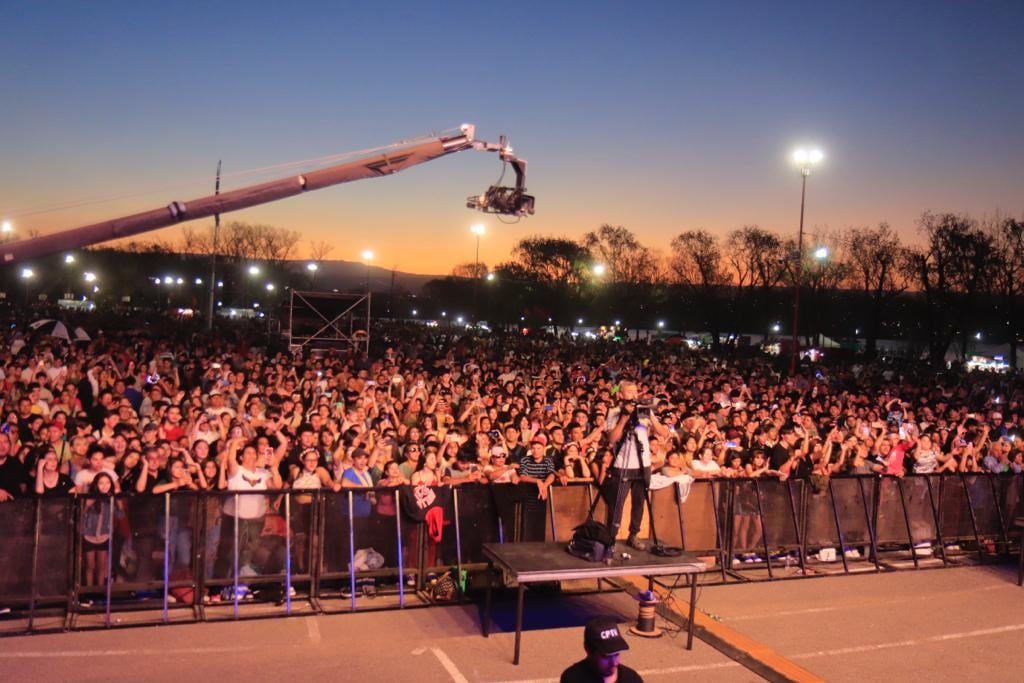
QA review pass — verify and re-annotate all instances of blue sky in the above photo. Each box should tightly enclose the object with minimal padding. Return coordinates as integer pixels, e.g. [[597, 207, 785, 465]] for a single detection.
[[1, 1, 1021, 273]]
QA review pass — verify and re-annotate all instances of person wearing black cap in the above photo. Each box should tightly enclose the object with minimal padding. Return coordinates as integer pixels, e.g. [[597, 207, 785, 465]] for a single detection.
[[560, 616, 643, 682]]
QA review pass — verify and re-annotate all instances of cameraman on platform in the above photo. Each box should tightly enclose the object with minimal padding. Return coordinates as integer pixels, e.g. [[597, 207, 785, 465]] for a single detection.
[[601, 380, 668, 551]]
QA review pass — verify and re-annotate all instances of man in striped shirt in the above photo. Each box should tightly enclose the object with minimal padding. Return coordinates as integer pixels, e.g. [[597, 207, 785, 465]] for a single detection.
[[517, 437, 559, 541]]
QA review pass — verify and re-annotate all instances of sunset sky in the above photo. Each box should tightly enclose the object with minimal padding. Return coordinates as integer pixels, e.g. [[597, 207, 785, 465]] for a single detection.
[[1, 1, 1021, 276]]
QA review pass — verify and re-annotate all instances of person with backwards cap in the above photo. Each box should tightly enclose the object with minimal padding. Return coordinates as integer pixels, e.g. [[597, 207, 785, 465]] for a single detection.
[[560, 616, 643, 682]]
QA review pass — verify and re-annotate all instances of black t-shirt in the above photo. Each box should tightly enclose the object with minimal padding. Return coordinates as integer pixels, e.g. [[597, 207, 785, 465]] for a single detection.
[[38, 473, 75, 497], [560, 659, 643, 683], [0, 456, 29, 497], [769, 443, 791, 471], [507, 444, 526, 465]]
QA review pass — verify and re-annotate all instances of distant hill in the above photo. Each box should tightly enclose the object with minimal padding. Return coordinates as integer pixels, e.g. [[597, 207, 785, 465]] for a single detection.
[[296, 259, 441, 294]]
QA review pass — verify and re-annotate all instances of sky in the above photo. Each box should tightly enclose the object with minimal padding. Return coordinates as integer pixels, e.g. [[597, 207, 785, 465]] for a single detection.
[[1, 1, 1022, 276]]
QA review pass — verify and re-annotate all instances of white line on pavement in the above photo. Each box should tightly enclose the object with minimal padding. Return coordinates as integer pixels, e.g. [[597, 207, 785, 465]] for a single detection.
[[2, 646, 255, 658], [487, 660, 743, 683], [305, 616, 321, 644], [431, 646, 470, 683], [722, 583, 1003, 622], [792, 623, 1024, 659]]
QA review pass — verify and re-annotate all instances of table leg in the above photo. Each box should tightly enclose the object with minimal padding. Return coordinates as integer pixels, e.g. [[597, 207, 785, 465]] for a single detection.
[[687, 573, 697, 651], [513, 582, 525, 665], [483, 561, 493, 637], [1018, 530, 1023, 587]]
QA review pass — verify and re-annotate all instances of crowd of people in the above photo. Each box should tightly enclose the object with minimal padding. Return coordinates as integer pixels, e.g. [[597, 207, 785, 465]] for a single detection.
[[1, 318, 1022, 593]]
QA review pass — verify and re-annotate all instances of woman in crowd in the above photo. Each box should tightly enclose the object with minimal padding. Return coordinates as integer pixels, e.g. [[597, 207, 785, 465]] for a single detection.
[[35, 450, 74, 496]]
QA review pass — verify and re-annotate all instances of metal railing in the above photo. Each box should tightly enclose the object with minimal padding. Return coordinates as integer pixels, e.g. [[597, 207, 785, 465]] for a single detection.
[[1, 473, 1021, 634]]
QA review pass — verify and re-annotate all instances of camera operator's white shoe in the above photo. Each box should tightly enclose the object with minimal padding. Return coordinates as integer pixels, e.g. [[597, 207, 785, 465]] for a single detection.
[[627, 534, 647, 551]]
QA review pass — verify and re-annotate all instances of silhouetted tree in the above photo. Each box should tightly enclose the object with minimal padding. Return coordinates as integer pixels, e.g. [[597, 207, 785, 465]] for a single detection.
[[906, 212, 997, 365]]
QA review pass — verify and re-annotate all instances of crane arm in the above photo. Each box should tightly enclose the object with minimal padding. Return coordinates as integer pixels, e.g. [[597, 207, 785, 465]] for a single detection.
[[2, 124, 533, 264]]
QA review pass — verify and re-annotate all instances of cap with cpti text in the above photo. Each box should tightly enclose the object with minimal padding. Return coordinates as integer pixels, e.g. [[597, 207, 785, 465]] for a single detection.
[[583, 616, 630, 655]]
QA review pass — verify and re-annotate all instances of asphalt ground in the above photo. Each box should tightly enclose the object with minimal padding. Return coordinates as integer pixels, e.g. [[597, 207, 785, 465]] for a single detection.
[[2, 564, 1023, 682]]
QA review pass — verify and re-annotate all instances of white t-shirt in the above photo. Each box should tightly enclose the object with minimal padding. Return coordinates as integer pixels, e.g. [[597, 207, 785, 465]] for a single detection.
[[691, 459, 721, 475], [606, 407, 651, 470], [223, 466, 272, 519], [74, 468, 119, 491]]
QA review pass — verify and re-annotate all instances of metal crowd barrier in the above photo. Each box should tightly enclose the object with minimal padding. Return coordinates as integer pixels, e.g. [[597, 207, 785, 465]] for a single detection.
[[0, 473, 1021, 634]]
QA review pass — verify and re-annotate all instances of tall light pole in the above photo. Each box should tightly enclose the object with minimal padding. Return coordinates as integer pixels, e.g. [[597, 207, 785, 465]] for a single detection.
[[206, 160, 221, 331], [789, 147, 824, 376], [361, 250, 375, 292], [813, 246, 828, 347], [470, 223, 485, 321]]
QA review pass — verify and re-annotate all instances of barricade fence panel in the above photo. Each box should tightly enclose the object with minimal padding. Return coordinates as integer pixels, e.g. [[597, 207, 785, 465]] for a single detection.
[[680, 480, 721, 553], [875, 477, 912, 545], [758, 479, 801, 549], [0, 498, 37, 601], [453, 486, 501, 564], [649, 484, 684, 549], [937, 476, 976, 541], [1, 473, 1021, 629], [900, 477, 938, 545], [803, 483, 842, 550], [829, 477, 874, 548], [548, 484, 592, 543], [964, 475, 1002, 538], [36, 497, 73, 601]]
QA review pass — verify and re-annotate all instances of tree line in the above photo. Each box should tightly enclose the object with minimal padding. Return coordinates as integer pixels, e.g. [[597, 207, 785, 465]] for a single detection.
[[425, 214, 1024, 367], [2, 213, 1021, 369]]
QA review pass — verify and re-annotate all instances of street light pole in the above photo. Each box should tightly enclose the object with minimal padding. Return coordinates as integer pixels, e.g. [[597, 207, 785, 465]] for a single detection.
[[471, 224, 485, 322], [361, 250, 374, 292], [789, 147, 823, 376], [206, 160, 222, 331], [790, 171, 807, 376]]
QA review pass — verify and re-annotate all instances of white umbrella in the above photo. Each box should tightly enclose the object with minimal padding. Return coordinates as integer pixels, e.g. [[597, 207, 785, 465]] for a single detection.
[[29, 319, 90, 342]]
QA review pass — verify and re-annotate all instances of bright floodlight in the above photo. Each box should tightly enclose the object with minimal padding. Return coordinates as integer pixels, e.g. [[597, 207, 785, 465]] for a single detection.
[[593, 263, 606, 276], [814, 246, 829, 259], [163, 276, 173, 285], [975, 332, 982, 340], [266, 283, 275, 291], [195, 277, 203, 285], [470, 223, 486, 236], [64, 254, 75, 264], [83, 272, 97, 283], [361, 249, 375, 261], [1, 220, 12, 233], [411, 309, 418, 316], [456, 316, 464, 324], [176, 277, 184, 285], [772, 323, 781, 332], [577, 318, 584, 325], [248, 265, 260, 276], [793, 147, 824, 167], [614, 319, 621, 326], [485, 272, 496, 282], [306, 262, 318, 272], [657, 320, 665, 328], [20, 268, 34, 279]]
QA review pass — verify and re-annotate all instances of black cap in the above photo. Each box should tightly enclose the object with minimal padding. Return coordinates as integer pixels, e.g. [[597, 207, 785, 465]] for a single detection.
[[583, 616, 629, 655]]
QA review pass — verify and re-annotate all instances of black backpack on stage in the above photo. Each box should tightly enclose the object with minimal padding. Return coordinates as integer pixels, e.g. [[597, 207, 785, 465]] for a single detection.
[[567, 518, 615, 562]]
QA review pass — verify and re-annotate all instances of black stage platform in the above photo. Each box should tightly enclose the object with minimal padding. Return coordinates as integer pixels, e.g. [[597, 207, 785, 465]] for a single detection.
[[481, 541, 707, 664]]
